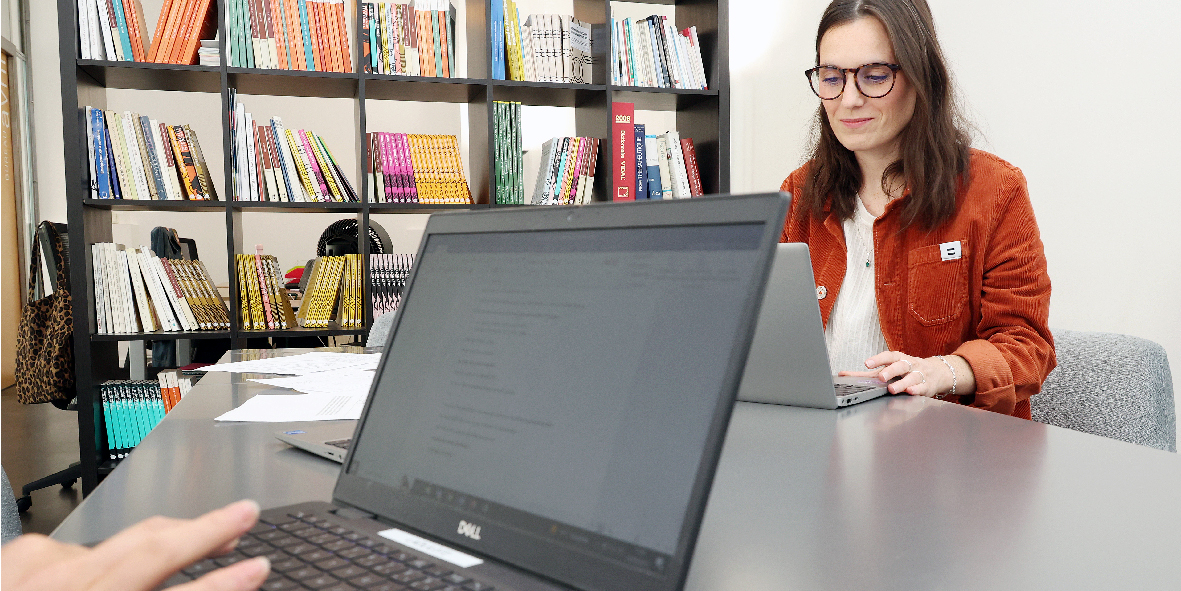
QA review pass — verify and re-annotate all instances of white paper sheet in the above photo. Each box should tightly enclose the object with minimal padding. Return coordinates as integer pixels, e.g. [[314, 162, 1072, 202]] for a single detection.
[[214, 392, 368, 422], [204, 352, 382, 376], [249, 369, 375, 396]]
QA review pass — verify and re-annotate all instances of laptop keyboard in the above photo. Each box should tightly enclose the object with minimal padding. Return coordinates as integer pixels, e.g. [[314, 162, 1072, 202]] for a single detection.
[[326, 439, 352, 450], [165, 511, 495, 591]]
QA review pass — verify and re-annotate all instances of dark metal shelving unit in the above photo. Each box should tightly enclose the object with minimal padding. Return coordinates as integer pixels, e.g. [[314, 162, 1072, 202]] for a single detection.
[[58, 0, 728, 494]]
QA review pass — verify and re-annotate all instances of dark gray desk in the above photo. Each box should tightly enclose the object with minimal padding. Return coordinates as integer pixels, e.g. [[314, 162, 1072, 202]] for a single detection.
[[53, 350, 1181, 589]]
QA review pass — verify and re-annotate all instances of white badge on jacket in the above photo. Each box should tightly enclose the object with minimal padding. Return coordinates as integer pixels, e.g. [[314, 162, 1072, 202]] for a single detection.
[[940, 241, 962, 261]]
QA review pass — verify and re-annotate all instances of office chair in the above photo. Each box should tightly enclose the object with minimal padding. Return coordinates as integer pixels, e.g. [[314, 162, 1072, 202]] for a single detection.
[[17, 222, 81, 513], [1033, 329, 1176, 452]]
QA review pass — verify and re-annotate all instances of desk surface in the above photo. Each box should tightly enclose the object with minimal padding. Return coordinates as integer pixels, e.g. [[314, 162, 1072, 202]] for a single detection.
[[54, 349, 1181, 590]]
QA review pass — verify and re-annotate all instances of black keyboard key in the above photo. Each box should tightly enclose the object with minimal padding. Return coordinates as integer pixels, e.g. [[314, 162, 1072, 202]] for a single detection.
[[357, 538, 378, 548], [288, 511, 314, 520], [285, 543, 316, 556], [303, 549, 335, 563], [372, 544, 395, 555], [214, 553, 249, 567], [462, 583, 494, 591], [270, 535, 302, 548], [371, 562, 408, 576], [304, 575, 341, 589], [323, 583, 361, 591], [262, 515, 297, 527], [406, 559, 433, 570], [323, 539, 354, 552], [329, 526, 351, 535], [332, 565, 368, 579], [279, 522, 309, 533], [390, 552, 414, 563], [315, 557, 350, 571], [261, 549, 291, 563], [290, 526, 321, 539], [343, 532, 366, 541], [425, 566, 451, 577], [287, 567, 321, 581], [261, 576, 302, 591], [271, 558, 303, 573], [441, 574, 469, 585], [310, 533, 340, 545], [257, 530, 289, 542], [409, 577, 447, 590], [249, 523, 276, 535], [240, 544, 273, 557], [391, 570, 426, 584], [181, 559, 218, 577], [338, 547, 372, 560], [355, 554, 390, 568], [351, 573, 393, 587]]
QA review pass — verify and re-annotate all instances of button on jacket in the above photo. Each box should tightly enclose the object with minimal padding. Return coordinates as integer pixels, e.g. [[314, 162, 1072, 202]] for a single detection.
[[780, 149, 1056, 419]]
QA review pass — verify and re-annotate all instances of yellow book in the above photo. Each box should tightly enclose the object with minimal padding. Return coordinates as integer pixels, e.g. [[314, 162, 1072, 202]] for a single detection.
[[306, 131, 343, 201], [286, 129, 320, 200]]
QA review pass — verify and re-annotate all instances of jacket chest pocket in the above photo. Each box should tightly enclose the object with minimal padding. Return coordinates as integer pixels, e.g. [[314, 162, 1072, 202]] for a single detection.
[[907, 242, 969, 326]]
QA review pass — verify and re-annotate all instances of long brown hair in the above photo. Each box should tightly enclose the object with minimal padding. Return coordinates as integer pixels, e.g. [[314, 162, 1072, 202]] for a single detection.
[[802, 0, 971, 229]]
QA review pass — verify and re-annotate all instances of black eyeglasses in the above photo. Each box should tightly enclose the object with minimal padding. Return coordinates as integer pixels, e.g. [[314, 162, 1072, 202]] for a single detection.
[[805, 63, 902, 100]]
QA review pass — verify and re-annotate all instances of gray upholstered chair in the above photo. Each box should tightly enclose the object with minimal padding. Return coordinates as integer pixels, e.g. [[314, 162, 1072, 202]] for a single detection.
[[2, 468, 22, 544], [1032, 329, 1176, 452], [367, 311, 396, 348]]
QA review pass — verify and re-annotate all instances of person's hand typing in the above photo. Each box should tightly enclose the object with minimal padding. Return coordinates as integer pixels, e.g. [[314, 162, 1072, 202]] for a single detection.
[[838, 351, 976, 399], [1, 499, 270, 591]]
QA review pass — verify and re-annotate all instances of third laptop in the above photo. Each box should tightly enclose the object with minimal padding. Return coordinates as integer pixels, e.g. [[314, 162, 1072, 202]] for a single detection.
[[737, 242, 892, 409]]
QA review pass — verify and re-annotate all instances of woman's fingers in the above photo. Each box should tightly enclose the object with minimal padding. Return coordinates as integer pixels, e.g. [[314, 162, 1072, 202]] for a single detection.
[[173, 557, 270, 591]]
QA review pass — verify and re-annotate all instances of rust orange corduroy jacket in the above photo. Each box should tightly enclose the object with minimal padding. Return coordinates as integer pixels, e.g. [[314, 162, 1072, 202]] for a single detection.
[[779, 149, 1056, 419]]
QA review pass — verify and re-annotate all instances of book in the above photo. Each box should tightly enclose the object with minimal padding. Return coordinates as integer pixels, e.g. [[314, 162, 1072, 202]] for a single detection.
[[680, 137, 704, 196], [634, 123, 648, 200], [644, 134, 663, 199], [611, 102, 635, 201], [370, 253, 414, 319]]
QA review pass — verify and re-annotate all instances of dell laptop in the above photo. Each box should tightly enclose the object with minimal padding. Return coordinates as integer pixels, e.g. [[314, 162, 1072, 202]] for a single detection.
[[167, 193, 790, 591], [737, 242, 892, 409]]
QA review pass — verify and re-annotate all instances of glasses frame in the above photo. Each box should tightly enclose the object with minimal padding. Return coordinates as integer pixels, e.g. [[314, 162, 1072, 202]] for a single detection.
[[805, 63, 902, 100]]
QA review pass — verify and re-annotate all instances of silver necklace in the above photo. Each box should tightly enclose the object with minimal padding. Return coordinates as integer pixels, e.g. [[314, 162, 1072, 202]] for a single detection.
[[853, 197, 874, 269]]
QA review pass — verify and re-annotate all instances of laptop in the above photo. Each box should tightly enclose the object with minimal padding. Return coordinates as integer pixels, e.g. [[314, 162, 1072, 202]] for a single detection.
[[167, 193, 790, 591], [737, 242, 892, 409], [276, 422, 357, 463]]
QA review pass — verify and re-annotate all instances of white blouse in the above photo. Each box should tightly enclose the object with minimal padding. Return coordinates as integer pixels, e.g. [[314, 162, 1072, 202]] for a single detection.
[[824, 198, 889, 373]]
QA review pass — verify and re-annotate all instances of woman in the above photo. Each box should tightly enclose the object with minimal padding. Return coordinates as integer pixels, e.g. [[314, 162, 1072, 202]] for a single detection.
[[780, 0, 1055, 418]]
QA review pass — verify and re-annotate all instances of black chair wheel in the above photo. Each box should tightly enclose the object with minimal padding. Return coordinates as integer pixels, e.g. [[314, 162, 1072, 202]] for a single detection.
[[62, 479, 77, 490], [16, 495, 32, 513]]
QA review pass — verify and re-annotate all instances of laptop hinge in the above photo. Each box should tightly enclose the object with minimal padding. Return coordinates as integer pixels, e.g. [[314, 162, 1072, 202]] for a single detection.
[[333, 506, 377, 520]]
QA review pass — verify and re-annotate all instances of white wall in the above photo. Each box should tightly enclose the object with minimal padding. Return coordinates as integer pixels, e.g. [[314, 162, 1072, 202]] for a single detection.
[[731, 0, 1181, 435], [29, 1, 1181, 432]]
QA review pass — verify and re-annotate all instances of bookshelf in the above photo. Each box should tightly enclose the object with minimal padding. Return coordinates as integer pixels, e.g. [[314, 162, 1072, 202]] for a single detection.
[[58, 0, 729, 493]]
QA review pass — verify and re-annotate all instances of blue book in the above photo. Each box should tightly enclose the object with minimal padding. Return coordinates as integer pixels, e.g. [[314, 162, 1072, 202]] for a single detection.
[[91, 109, 111, 199], [634, 124, 648, 200], [111, 1, 134, 61], [368, 7, 379, 72], [491, 0, 505, 80], [298, 0, 314, 70], [105, 129, 122, 199], [139, 116, 168, 200]]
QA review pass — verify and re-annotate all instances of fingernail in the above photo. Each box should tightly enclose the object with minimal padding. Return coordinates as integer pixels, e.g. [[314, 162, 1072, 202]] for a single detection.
[[242, 556, 270, 582]]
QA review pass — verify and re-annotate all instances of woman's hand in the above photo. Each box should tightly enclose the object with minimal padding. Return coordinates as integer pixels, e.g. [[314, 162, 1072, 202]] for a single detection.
[[839, 351, 976, 399], [1, 499, 270, 591]]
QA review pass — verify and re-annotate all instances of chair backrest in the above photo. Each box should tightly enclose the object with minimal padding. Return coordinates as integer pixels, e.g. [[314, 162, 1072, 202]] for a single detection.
[[1033, 329, 1176, 452]]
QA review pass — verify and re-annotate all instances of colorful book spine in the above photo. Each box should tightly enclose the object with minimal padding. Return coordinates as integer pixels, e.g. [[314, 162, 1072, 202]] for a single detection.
[[611, 102, 635, 201]]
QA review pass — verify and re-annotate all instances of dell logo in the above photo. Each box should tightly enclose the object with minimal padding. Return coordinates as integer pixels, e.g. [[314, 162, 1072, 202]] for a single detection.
[[458, 520, 482, 540]]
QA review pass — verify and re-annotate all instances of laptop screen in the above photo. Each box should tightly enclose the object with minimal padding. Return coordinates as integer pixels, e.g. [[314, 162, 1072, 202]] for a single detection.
[[339, 195, 787, 591]]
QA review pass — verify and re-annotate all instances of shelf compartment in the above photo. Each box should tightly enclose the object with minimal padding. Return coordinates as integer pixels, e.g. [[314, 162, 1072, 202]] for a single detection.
[[491, 81, 608, 108], [227, 68, 361, 99], [365, 76, 488, 103], [83, 199, 227, 211], [610, 87, 719, 111], [230, 201, 364, 213], [91, 330, 232, 342], [77, 60, 222, 93]]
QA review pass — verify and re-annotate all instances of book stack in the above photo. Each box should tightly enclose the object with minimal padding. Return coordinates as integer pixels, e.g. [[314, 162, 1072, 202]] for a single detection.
[[226, 0, 353, 72], [235, 247, 297, 331], [360, 1, 457, 77], [611, 16, 707, 90], [640, 128, 702, 199], [85, 107, 218, 201], [297, 255, 351, 328], [76, 0, 217, 65], [365, 133, 472, 204], [493, 101, 523, 204], [197, 39, 220, 66], [530, 136, 600, 205], [611, 103, 702, 201], [92, 243, 230, 334], [370, 253, 413, 319], [100, 373, 192, 460], [230, 91, 359, 202], [491, 1, 595, 83]]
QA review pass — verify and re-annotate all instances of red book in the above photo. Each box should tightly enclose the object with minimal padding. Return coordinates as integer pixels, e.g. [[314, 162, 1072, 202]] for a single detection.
[[611, 102, 635, 201], [680, 137, 704, 196]]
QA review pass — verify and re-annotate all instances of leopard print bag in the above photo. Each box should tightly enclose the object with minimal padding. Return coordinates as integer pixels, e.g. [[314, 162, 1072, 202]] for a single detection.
[[15, 222, 75, 405]]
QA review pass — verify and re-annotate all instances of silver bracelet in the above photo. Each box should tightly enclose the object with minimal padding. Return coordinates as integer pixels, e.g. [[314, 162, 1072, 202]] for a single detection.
[[937, 355, 956, 399]]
